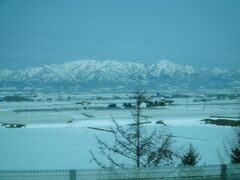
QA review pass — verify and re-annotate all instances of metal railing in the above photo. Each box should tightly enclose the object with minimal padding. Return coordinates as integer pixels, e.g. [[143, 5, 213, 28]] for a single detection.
[[0, 164, 240, 180]]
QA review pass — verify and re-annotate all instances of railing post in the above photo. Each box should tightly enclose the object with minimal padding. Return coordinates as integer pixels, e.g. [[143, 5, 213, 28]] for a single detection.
[[69, 169, 76, 180], [221, 164, 227, 180]]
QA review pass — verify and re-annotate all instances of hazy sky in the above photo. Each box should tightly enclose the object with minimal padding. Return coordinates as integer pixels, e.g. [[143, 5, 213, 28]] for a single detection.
[[0, 0, 240, 70]]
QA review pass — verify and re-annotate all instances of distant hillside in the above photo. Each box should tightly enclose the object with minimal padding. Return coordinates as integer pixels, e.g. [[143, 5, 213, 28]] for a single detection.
[[0, 59, 239, 91]]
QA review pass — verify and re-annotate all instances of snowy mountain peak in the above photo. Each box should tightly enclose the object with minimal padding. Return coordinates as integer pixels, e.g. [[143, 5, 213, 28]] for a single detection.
[[211, 67, 227, 75], [156, 59, 176, 66], [0, 59, 238, 91]]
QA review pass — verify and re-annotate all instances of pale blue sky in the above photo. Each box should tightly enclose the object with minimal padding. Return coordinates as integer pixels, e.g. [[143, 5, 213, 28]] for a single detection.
[[0, 0, 239, 70]]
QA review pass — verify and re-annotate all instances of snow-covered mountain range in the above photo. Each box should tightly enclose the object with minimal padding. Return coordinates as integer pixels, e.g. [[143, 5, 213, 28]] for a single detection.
[[0, 59, 239, 91]]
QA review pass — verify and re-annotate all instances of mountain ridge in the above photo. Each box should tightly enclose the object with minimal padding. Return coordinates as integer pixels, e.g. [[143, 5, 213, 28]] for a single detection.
[[0, 59, 239, 91]]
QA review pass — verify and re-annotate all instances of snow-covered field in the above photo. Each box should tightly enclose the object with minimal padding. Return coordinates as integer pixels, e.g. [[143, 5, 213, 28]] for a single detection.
[[0, 92, 239, 170]]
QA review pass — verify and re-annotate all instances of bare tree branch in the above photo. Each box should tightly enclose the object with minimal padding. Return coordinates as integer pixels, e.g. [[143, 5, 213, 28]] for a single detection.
[[90, 91, 177, 169]]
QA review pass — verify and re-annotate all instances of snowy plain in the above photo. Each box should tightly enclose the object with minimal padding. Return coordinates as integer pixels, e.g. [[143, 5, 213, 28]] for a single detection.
[[0, 92, 239, 170]]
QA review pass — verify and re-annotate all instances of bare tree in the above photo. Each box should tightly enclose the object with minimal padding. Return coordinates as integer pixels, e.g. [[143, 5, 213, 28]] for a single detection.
[[90, 91, 176, 168]]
